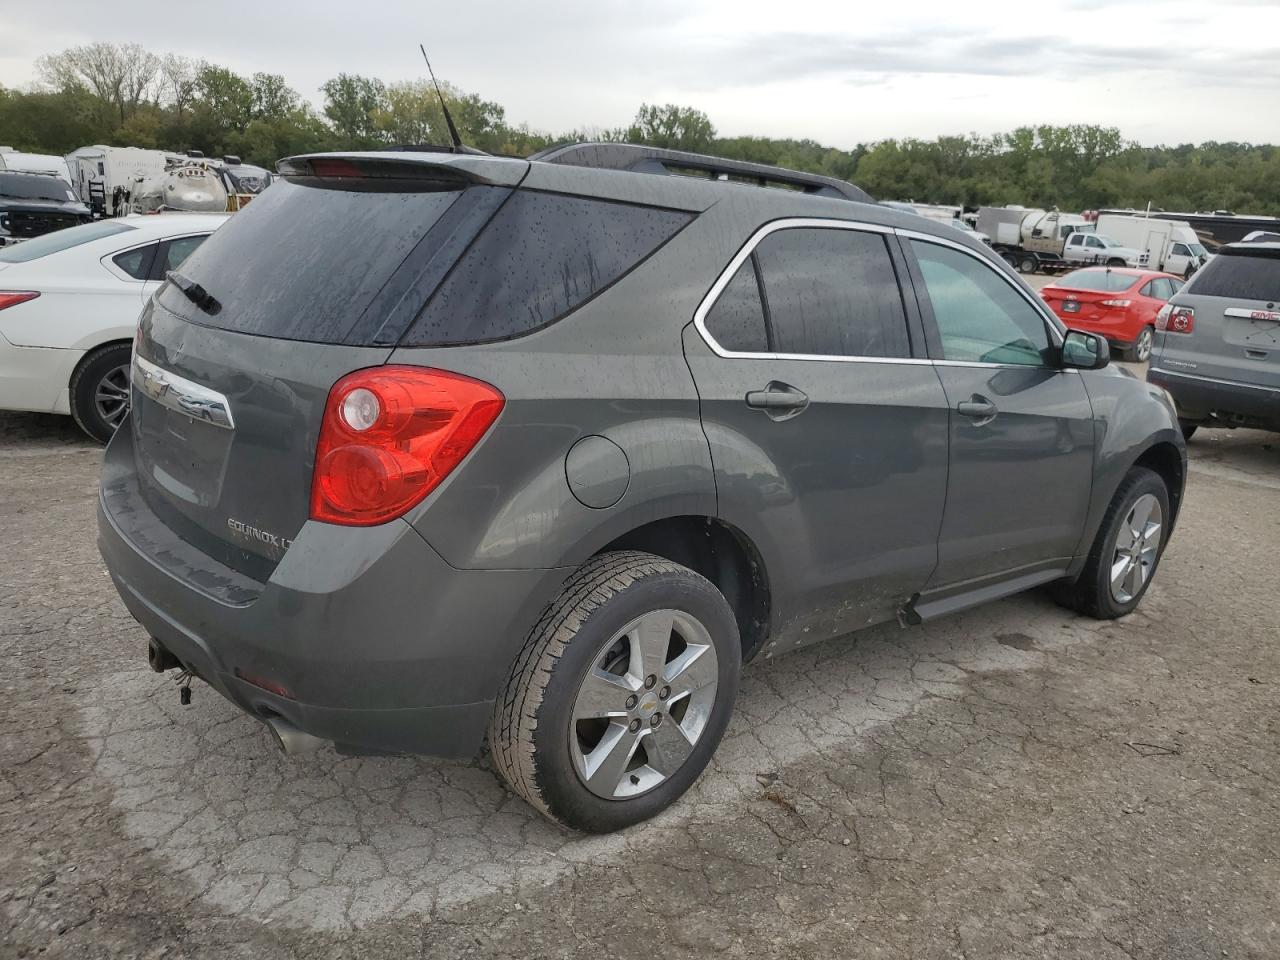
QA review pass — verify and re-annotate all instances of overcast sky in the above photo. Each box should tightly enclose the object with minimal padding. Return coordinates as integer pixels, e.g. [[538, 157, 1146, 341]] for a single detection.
[[3, 0, 1279, 146]]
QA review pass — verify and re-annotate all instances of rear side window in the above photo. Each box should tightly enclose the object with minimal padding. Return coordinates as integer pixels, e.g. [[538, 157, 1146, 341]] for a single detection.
[[157, 178, 464, 343], [703, 258, 769, 352], [1188, 251, 1280, 302], [403, 191, 692, 346], [753, 228, 911, 358], [112, 243, 157, 280], [161, 235, 208, 273]]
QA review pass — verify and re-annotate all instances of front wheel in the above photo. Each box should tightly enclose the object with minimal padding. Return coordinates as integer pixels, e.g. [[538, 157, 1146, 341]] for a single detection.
[[1052, 467, 1170, 619], [489, 551, 740, 832], [70, 342, 132, 443]]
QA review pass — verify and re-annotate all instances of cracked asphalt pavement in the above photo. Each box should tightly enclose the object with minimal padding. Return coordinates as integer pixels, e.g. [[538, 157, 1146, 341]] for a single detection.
[[2, 410, 1278, 959]]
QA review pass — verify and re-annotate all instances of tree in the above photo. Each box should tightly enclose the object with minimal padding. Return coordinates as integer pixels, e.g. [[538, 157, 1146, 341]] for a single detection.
[[194, 65, 254, 132], [626, 103, 716, 153], [36, 42, 160, 124], [320, 73, 388, 146], [251, 73, 299, 121], [157, 55, 201, 116]]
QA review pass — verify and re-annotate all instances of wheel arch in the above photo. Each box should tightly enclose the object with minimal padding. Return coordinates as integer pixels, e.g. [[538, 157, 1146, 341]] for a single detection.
[[594, 515, 772, 662], [1132, 439, 1185, 528], [69, 336, 133, 385]]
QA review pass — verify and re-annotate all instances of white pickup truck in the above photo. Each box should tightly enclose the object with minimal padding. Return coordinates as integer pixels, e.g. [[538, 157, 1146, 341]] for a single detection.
[[1062, 232, 1148, 269]]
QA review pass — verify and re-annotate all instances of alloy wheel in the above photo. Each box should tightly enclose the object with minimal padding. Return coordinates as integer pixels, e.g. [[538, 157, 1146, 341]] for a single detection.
[[1136, 327, 1154, 362], [570, 608, 719, 800], [1110, 493, 1162, 603], [95, 363, 131, 431]]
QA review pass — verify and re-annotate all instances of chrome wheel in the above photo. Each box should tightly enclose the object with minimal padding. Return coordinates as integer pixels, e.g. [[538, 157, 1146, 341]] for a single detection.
[[1135, 327, 1154, 362], [1110, 493, 1162, 603], [570, 608, 719, 800], [95, 363, 131, 431]]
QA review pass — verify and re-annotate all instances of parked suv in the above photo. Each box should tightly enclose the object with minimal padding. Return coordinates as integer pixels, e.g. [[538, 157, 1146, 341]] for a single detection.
[[0, 171, 92, 245], [1148, 241, 1280, 437], [98, 145, 1186, 833]]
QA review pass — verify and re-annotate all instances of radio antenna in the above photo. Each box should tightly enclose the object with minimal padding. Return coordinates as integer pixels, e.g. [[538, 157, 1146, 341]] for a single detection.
[[419, 44, 463, 152]]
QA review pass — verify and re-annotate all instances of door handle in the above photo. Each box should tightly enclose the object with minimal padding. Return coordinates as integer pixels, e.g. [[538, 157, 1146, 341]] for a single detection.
[[956, 394, 998, 423], [745, 382, 809, 420]]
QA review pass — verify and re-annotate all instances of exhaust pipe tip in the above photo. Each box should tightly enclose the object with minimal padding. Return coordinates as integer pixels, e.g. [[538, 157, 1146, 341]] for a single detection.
[[265, 717, 327, 756], [147, 637, 180, 673]]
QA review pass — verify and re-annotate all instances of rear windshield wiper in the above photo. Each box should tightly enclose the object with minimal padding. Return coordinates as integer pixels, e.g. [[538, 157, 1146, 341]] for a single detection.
[[166, 271, 221, 315]]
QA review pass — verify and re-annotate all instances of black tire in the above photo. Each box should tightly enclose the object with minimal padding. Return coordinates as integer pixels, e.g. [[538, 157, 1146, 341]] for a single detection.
[[1107, 257, 1127, 267], [1018, 255, 1038, 274], [70, 342, 132, 443], [1178, 419, 1199, 441], [489, 550, 740, 833], [1051, 467, 1170, 620]]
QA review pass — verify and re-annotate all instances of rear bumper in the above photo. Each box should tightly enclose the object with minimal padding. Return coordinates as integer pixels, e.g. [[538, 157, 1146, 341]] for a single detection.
[[97, 426, 569, 758], [1148, 367, 1280, 431]]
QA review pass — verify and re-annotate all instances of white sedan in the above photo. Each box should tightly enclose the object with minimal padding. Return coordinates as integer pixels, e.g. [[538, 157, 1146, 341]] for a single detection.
[[0, 212, 228, 440]]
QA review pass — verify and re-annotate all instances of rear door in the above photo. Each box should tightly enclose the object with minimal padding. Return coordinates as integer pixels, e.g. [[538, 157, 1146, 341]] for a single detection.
[[901, 235, 1096, 587], [683, 220, 950, 646], [1160, 247, 1280, 391]]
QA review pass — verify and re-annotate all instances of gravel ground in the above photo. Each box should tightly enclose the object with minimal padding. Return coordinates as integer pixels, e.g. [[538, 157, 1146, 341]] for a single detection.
[[2, 409, 1278, 959]]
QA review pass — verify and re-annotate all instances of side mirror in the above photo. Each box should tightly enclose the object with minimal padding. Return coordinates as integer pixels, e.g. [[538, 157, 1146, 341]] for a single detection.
[[1061, 330, 1110, 370]]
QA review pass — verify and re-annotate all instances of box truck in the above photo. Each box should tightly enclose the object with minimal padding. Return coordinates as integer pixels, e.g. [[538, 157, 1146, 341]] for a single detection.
[[1093, 214, 1211, 278]]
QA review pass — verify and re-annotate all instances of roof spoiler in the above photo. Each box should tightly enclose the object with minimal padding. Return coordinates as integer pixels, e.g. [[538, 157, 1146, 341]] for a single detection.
[[530, 142, 874, 203], [276, 151, 528, 188]]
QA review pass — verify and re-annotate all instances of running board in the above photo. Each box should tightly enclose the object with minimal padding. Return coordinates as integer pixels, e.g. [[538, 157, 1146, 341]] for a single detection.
[[900, 569, 1067, 625]]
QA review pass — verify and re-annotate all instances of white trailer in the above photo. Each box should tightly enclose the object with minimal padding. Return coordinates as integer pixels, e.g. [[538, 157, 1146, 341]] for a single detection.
[[1093, 214, 1211, 278], [65, 145, 180, 217], [0, 147, 74, 184]]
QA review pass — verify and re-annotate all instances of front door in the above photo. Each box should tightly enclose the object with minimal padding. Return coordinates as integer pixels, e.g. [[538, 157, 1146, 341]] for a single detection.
[[684, 222, 950, 648], [902, 236, 1096, 587]]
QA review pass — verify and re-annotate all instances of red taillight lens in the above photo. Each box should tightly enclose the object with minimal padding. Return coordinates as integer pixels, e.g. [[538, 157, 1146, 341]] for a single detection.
[[310, 366, 504, 526], [1099, 299, 1132, 308], [1156, 305, 1195, 334], [0, 291, 39, 311]]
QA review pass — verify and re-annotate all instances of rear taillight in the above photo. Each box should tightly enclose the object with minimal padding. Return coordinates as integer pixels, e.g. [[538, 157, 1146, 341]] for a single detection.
[[1156, 305, 1195, 334], [310, 366, 504, 526], [0, 291, 39, 311], [1099, 299, 1132, 308]]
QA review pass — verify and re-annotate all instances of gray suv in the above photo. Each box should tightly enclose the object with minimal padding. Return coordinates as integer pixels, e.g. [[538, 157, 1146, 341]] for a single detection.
[[98, 144, 1186, 832], [1147, 241, 1280, 437]]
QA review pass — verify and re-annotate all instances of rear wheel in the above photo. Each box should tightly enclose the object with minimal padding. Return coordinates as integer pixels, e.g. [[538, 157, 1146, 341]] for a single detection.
[[489, 551, 740, 833], [1018, 255, 1038, 274], [1052, 467, 1170, 619], [1127, 326, 1155, 362], [70, 342, 132, 443]]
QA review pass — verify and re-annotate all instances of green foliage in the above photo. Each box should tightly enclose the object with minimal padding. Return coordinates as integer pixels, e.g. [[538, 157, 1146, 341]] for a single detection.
[[6, 42, 1278, 214]]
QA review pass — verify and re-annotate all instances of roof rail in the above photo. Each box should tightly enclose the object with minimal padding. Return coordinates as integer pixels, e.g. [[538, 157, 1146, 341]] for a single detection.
[[529, 142, 874, 203]]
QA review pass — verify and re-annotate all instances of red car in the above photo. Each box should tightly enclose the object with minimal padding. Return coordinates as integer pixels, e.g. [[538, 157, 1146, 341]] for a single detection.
[[1040, 268, 1184, 362]]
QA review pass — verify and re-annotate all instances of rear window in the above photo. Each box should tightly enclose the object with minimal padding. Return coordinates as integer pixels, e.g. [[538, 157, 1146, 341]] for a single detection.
[[1057, 270, 1136, 292], [158, 178, 466, 343], [0, 220, 133, 263], [402, 191, 692, 346], [159, 179, 692, 347], [1188, 250, 1280, 302]]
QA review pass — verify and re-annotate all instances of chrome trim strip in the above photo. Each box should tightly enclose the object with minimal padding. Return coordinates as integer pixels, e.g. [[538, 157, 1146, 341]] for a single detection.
[[1224, 307, 1280, 321], [1149, 367, 1280, 395], [132, 355, 235, 429]]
